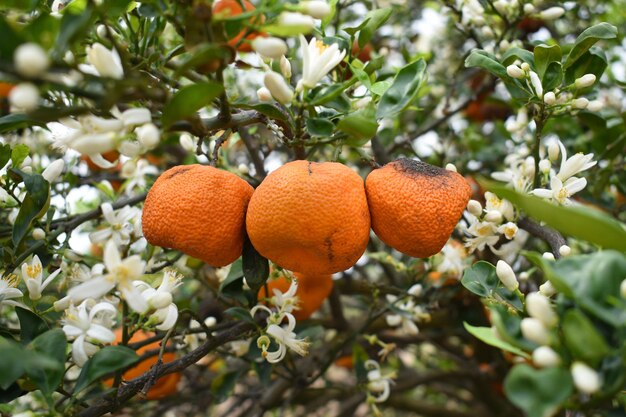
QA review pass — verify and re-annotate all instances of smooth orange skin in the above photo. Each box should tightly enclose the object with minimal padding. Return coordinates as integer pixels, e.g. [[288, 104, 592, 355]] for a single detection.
[[246, 161, 371, 274], [258, 272, 333, 320], [105, 330, 180, 400], [213, 0, 265, 52], [365, 159, 471, 258], [142, 164, 254, 267]]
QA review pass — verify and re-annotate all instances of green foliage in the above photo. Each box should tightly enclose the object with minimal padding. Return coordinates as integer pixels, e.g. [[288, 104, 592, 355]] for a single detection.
[[463, 323, 529, 358], [242, 237, 269, 298], [504, 365, 573, 417], [11, 172, 50, 247], [564, 23, 618, 69], [376, 58, 426, 118], [161, 82, 225, 128], [461, 261, 522, 310], [73, 346, 139, 393]]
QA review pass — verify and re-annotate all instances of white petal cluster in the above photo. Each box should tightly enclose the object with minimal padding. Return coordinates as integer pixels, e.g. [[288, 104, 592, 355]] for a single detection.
[[0, 274, 23, 308], [89, 203, 141, 247], [365, 360, 395, 403], [385, 286, 427, 336], [299, 35, 346, 89], [21, 255, 62, 301], [134, 269, 182, 331]]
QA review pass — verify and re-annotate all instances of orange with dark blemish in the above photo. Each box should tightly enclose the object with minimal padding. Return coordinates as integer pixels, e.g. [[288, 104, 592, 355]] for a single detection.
[[246, 160, 370, 274], [142, 164, 253, 267], [365, 159, 471, 258]]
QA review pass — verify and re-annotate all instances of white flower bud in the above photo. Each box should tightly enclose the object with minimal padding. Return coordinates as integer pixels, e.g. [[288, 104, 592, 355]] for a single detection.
[[526, 292, 558, 327], [499, 40, 510, 51], [548, 142, 560, 161], [539, 281, 556, 297], [121, 160, 136, 177], [523, 4, 535, 14], [543, 91, 556, 105], [121, 108, 152, 127], [301, 1, 332, 19], [493, 0, 508, 14], [506, 65, 524, 79], [539, 7, 565, 20], [355, 96, 372, 109], [150, 292, 173, 310], [257, 87, 273, 102], [467, 200, 483, 217], [118, 140, 142, 157], [572, 97, 589, 109], [520, 62, 530, 72], [87, 43, 124, 79], [96, 24, 108, 39], [575, 74, 596, 89], [621, 279, 626, 298], [558, 245, 571, 256], [445, 163, 457, 172], [571, 362, 602, 394], [280, 55, 292, 79], [529, 70, 543, 98], [519, 271, 530, 281], [54, 296, 72, 312], [14, 43, 50, 78], [136, 123, 160, 150], [485, 210, 503, 223], [22, 166, 33, 174], [32, 228, 46, 241], [179, 133, 196, 152], [520, 317, 550, 345], [277, 12, 316, 33], [532, 346, 560, 367], [264, 71, 294, 104], [9, 83, 40, 111], [238, 163, 249, 175], [42, 159, 65, 183], [587, 100, 603, 112], [386, 314, 402, 327], [408, 284, 423, 297], [481, 26, 494, 38], [542, 252, 555, 261], [71, 132, 117, 155], [496, 260, 518, 291], [539, 159, 551, 174], [252, 37, 288, 59]]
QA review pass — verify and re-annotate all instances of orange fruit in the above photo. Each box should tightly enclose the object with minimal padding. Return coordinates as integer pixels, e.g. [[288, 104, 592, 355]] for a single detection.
[[82, 150, 120, 172], [142, 164, 254, 267], [213, 0, 265, 52], [334, 355, 354, 369], [257, 272, 333, 320], [0, 82, 15, 97], [246, 160, 371, 274], [365, 159, 471, 258], [105, 329, 180, 400]]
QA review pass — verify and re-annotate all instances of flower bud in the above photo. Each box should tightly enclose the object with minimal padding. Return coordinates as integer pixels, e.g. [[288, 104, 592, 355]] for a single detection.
[[506, 65, 524, 79], [150, 292, 173, 310], [264, 71, 294, 104], [87, 43, 124, 79], [96, 24, 108, 39], [136, 123, 160, 150], [493, 0, 508, 14], [520, 62, 530, 72], [519, 271, 530, 281], [539, 281, 556, 297], [558, 245, 571, 256], [408, 284, 423, 297], [277, 12, 316, 33], [118, 140, 142, 157], [587, 100, 603, 112], [496, 260, 518, 291], [575, 74, 596, 89], [32, 228, 46, 241], [257, 87, 273, 102], [14, 43, 50, 78], [542, 252, 555, 261], [532, 346, 560, 367], [548, 142, 560, 161], [620, 279, 626, 298], [252, 37, 288, 59], [523, 4, 535, 14], [445, 163, 457, 172], [529, 71, 543, 98], [121, 160, 136, 178], [121, 108, 151, 127], [543, 91, 556, 105], [571, 362, 602, 394], [485, 210, 503, 223], [280, 55, 292, 79], [54, 296, 72, 312], [238, 163, 249, 175], [520, 317, 550, 345], [467, 200, 483, 217], [301, 1, 332, 19], [71, 132, 117, 155], [386, 314, 402, 327], [539, 159, 551, 174], [572, 97, 589, 109], [179, 133, 196, 152], [526, 292, 558, 327], [42, 159, 65, 183], [539, 7, 565, 20], [9, 83, 40, 111]]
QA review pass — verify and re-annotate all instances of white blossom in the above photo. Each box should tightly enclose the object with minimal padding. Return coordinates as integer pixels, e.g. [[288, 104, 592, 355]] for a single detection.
[[86, 43, 124, 79], [539, 7, 565, 20], [365, 360, 394, 403], [136, 123, 160, 150], [261, 313, 310, 363], [531, 175, 587, 205], [88, 203, 138, 247], [42, 159, 65, 183], [9, 83, 39, 111], [21, 255, 61, 301], [571, 362, 602, 394], [120, 159, 158, 195], [277, 12, 316, 33], [532, 346, 561, 367], [539, 281, 557, 297], [555, 140, 596, 182], [299, 35, 346, 89], [467, 200, 483, 217], [0, 274, 23, 307], [301, 1, 332, 19], [544, 91, 556, 105], [257, 87, 273, 102], [280, 55, 292, 79], [14, 43, 49, 78], [496, 260, 518, 291], [526, 292, 558, 327], [134, 269, 182, 331], [264, 72, 294, 104], [520, 317, 550, 345], [252, 37, 288, 59]]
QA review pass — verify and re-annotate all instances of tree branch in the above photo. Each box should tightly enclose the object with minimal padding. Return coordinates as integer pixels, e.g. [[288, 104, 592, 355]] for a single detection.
[[518, 217, 567, 258]]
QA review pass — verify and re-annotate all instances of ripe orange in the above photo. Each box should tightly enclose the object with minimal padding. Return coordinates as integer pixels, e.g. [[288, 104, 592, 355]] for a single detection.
[[257, 271, 333, 320], [213, 0, 265, 52], [365, 159, 471, 258], [0, 82, 15, 97], [246, 160, 370, 274], [105, 329, 180, 400], [142, 164, 254, 267]]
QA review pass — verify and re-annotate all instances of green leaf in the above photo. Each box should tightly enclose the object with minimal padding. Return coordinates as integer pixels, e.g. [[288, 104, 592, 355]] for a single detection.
[[562, 310, 609, 366], [376, 59, 426, 118], [526, 251, 626, 327], [465, 50, 507, 78], [504, 364, 573, 417], [542, 61, 563, 91], [174, 44, 234, 77], [486, 181, 626, 252], [0, 144, 11, 169], [501, 47, 535, 66], [0, 337, 61, 390], [10, 144, 30, 169], [370, 80, 391, 96], [461, 261, 498, 297], [16, 307, 49, 344], [224, 306, 254, 323], [564, 47, 607, 86], [242, 237, 269, 295], [464, 323, 530, 358], [12, 174, 50, 246], [357, 8, 392, 48], [73, 346, 138, 393], [263, 23, 313, 36], [0, 16, 22, 60], [54, 5, 94, 57], [211, 370, 242, 403], [306, 117, 335, 137], [564, 23, 618, 69], [162, 82, 224, 128], [534, 44, 561, 78], [26, 330, 67, 396], [338, 105, 378, 146], [233, 103, 290, 123]]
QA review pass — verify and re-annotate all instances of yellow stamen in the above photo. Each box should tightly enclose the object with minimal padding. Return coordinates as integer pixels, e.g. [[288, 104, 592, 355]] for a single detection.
[[315, 40, 329, 53]]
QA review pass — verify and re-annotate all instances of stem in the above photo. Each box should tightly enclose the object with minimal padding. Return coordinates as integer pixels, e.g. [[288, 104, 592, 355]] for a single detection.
[[532, 105, 546, 189]]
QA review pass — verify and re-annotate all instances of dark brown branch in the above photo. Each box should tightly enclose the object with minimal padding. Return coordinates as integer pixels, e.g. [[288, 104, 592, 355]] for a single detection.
[[518, 217, 567, 259]]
